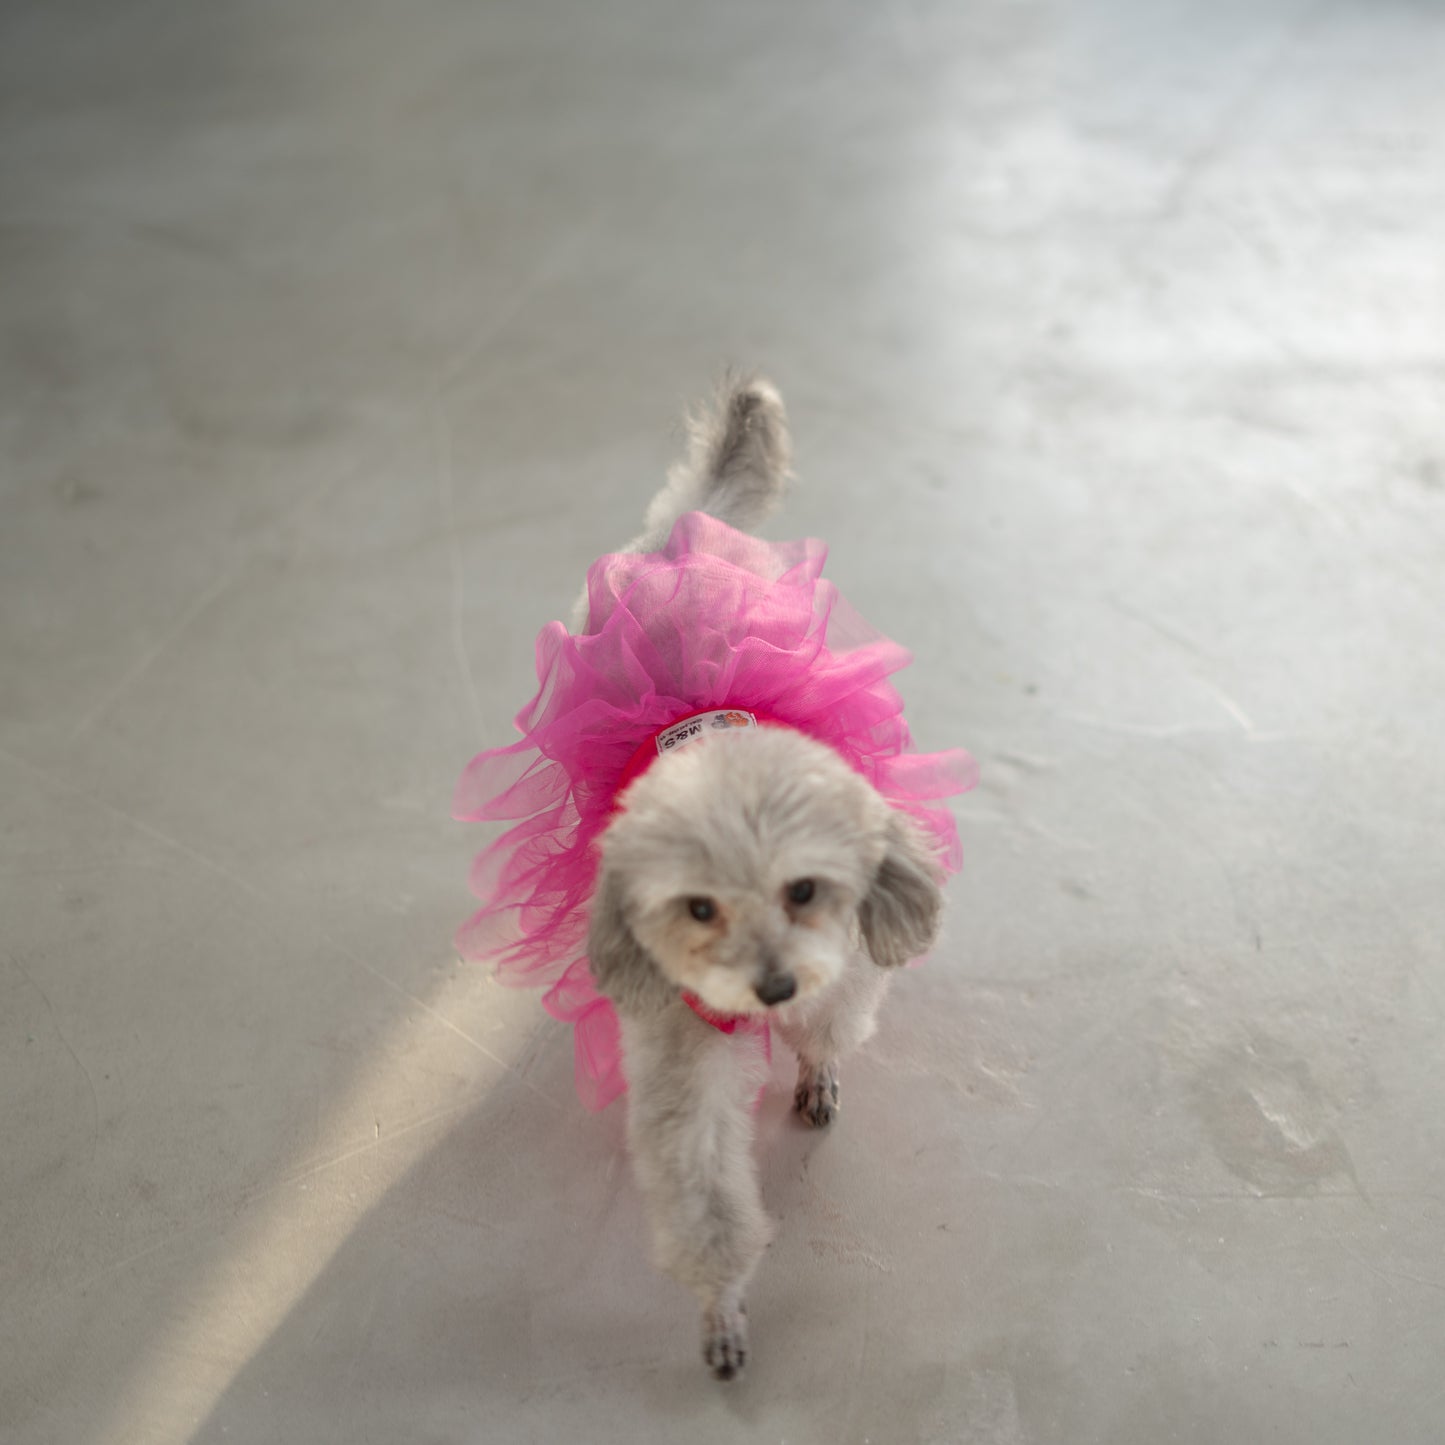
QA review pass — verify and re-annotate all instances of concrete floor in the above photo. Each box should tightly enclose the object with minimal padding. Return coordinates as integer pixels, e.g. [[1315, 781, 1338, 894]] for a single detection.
[[4, 0, 1444, 1441]]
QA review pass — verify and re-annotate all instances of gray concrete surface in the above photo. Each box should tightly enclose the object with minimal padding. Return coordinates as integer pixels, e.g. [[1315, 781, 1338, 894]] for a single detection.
[[4, 1, 1444, 1441]]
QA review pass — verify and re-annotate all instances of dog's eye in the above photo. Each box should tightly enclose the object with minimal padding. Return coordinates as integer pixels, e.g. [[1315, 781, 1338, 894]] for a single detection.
[[786, 878, 816, 906], [687, 897, 717, 923]]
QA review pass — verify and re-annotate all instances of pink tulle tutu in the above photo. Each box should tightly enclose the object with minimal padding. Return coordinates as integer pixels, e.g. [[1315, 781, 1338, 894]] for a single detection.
[[453, 511, 977, 1110]]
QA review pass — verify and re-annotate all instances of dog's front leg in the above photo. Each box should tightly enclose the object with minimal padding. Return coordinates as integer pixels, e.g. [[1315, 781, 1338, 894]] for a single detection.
[[776, 955, 890, 1128], [619, 1009, 773, 1379]]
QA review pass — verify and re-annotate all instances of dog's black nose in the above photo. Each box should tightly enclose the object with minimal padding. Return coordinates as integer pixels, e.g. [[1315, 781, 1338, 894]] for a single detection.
[[754, 973, 797, 1006]]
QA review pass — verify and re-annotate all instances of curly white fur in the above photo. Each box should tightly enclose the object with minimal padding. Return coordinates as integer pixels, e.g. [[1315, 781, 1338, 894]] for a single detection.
[[583, 377, 945, 1380]]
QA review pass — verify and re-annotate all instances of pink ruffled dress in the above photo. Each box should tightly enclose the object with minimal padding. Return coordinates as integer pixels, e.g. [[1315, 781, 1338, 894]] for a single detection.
[[453, 511, 977, 1110]]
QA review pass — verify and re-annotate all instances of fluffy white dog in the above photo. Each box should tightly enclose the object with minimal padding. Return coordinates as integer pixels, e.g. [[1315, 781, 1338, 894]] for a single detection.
[[583, 379, 948, 1379]]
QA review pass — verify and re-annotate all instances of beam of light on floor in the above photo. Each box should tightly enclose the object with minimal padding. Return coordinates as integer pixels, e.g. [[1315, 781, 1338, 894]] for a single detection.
[[93, 966, 554, 1445]]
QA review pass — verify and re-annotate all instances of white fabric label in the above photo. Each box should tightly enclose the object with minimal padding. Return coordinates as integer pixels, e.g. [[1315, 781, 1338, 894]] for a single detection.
[[654, 709, 758, 756]]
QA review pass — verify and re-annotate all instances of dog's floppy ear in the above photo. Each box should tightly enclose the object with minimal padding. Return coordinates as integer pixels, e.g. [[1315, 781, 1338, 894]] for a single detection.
[[587, 868, 671, 1013], [858, 812, 946, 968]]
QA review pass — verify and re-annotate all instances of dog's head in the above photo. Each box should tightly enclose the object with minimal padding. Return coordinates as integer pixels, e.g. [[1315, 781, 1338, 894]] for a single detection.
[[588, 727, 945, 1017]]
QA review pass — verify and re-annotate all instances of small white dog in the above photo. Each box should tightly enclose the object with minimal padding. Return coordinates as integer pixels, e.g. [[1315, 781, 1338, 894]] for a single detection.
[[582, 379, 950, 1379]]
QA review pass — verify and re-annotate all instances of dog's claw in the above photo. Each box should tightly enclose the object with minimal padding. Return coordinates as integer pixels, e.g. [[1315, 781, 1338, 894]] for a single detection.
[[703, 1303, 748, 1380], [793, 1062, 840, 1128]]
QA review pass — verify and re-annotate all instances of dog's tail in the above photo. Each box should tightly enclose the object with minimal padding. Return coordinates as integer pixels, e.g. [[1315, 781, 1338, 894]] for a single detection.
[[570, 375, 792, 631], [641, 373, 792, 543]]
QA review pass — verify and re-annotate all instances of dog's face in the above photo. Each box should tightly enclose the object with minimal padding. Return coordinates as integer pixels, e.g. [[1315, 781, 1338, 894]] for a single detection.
[[589, 727, 944, 1017]]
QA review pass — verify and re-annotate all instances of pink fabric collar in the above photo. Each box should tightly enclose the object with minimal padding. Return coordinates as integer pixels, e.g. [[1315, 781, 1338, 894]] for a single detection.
[[680, 989, 752, 1033]]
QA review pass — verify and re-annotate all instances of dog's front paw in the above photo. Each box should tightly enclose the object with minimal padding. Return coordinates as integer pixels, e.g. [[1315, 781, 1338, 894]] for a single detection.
[[793, 1061, 840, 1128], [702, 1299, 748, 1380]]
